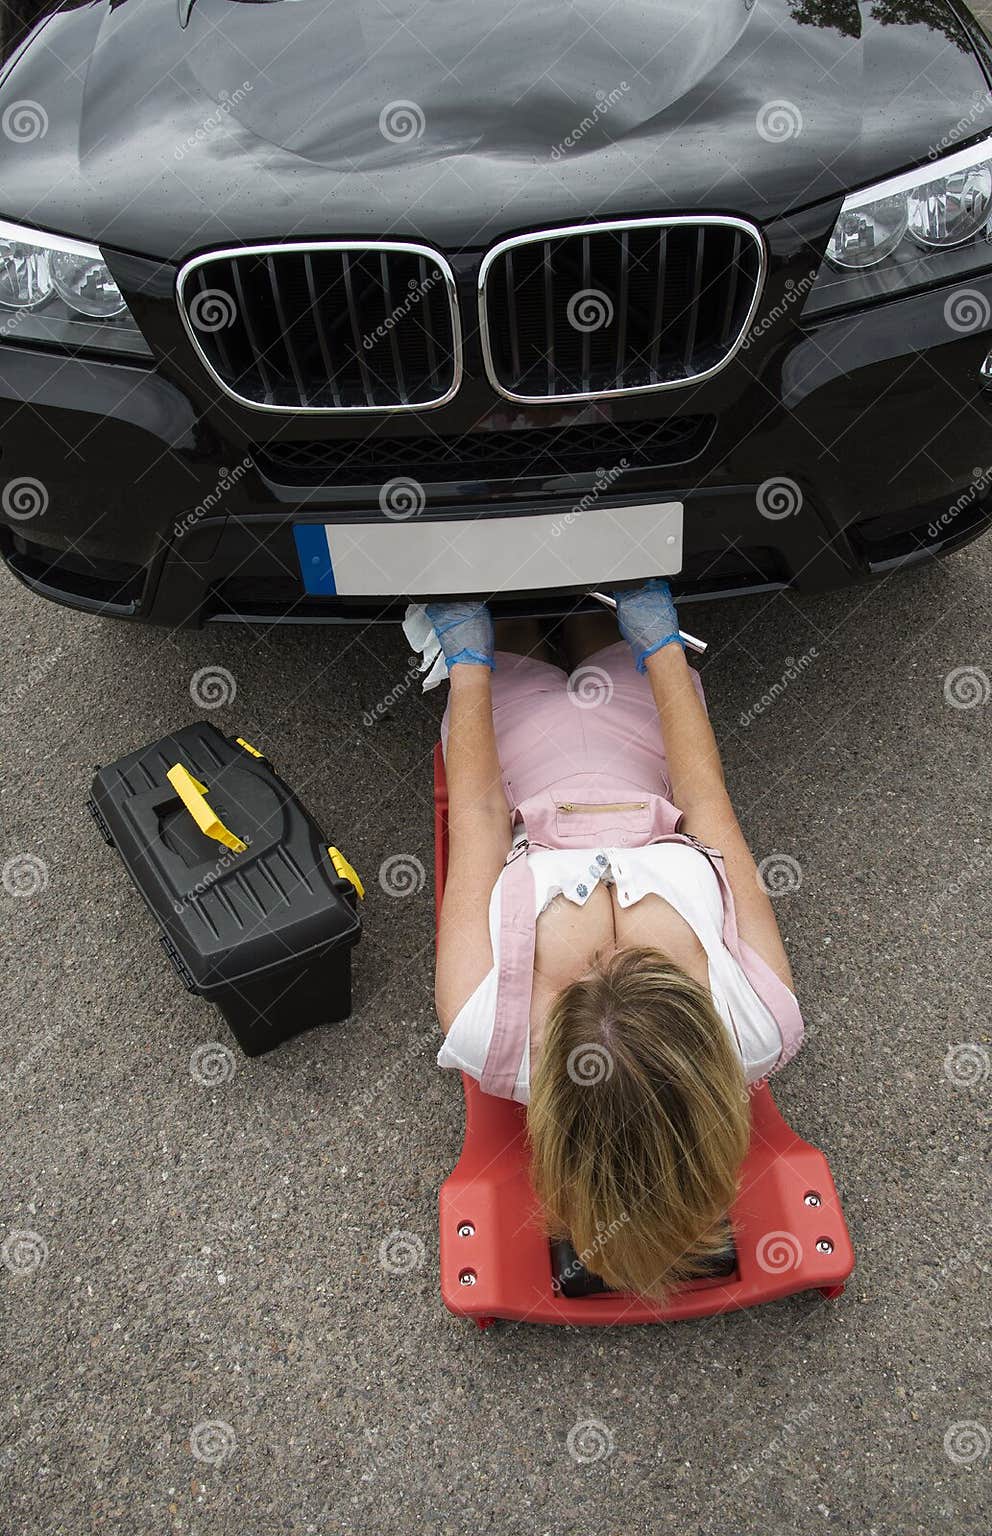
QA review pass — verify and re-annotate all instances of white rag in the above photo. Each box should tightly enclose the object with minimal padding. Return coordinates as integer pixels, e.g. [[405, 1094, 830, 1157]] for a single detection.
[[402, 603, 450, 691]]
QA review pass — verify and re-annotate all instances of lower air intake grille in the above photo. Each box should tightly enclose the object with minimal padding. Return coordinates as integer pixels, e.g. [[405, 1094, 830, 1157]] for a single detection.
[[254, 415, 715, 486]]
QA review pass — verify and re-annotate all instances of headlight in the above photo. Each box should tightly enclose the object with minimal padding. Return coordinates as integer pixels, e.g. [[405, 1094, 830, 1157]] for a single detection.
[[0, 219, 151, 356], [804, 138, 992, 318]]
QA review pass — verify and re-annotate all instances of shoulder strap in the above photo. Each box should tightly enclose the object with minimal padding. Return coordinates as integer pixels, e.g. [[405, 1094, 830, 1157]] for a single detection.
[[652, 831, 804, 1070], [480, 845, 537, 1099]]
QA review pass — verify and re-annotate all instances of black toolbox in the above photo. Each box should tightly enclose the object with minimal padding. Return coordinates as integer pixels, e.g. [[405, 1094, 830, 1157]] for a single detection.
[[88, 724, 363, 1055]]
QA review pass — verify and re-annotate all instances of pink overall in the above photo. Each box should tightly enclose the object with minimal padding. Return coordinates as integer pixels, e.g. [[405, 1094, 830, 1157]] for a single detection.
[[442, 644, 804, 1099]]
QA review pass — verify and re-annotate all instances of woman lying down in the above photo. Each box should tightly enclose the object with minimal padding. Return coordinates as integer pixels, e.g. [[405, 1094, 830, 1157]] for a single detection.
[[427, 580, 804, 1302]]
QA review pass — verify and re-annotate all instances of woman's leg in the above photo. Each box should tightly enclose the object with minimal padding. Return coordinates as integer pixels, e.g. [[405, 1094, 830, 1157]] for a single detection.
[[555, 612, 708, 801], [493, 615, 554, 662], [442, 619, 567, 790], [560, 610, 621, 668]]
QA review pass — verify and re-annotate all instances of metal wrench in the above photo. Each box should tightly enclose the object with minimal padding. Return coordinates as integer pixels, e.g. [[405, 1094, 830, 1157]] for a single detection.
[[588, 591, 707, 655]]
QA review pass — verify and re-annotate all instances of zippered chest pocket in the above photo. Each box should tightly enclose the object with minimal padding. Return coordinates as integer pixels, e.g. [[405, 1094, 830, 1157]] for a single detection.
[[553, 800, 653, 845]]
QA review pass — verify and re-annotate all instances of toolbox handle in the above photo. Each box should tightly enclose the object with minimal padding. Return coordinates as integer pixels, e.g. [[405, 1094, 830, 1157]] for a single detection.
[[166, 763, 248, 854]]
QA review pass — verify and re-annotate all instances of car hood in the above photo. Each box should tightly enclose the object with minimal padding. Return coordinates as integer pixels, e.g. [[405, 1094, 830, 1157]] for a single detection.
[[2, 0, 991, 261]]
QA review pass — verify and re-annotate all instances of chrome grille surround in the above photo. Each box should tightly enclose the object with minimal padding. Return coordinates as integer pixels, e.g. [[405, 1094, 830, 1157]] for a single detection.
[[176, 240, 462, 415], [477, 215, 767, 405]]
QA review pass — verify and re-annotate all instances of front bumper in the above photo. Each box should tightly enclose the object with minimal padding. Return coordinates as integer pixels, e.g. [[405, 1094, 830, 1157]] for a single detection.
[[3, 233, 992, 626]]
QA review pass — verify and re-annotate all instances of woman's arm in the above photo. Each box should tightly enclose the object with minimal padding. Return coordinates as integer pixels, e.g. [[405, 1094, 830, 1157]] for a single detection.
[[643, 641, 794, 991], [610, 578, 796, 992], [435, 665, 512, 1032]]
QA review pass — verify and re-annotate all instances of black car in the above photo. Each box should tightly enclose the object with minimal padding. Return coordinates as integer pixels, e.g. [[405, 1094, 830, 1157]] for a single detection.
[[3, 0, 992, 627]]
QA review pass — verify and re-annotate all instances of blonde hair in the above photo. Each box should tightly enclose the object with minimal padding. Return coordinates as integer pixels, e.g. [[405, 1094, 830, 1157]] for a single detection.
[[527, 945, 749, 1301]]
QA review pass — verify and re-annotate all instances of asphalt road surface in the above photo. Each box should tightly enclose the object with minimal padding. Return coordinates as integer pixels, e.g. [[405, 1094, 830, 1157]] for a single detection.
[[3, 528, 991, 1535]]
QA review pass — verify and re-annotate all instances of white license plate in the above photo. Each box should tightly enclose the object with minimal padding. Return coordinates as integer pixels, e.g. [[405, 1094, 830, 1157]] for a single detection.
[[295, 501, 683, 598]]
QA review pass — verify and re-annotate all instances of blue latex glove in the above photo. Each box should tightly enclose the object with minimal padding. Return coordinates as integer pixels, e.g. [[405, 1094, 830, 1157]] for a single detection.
[[424, 601, 495, 672], [613, 578, 684, 672]]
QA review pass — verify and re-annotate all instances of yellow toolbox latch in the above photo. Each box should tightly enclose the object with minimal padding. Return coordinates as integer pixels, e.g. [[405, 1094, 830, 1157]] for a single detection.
[[328, 846, 364, 900]]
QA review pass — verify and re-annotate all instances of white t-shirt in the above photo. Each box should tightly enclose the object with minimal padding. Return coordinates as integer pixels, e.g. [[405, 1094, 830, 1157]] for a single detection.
[[437, 840, 788, 1103]]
